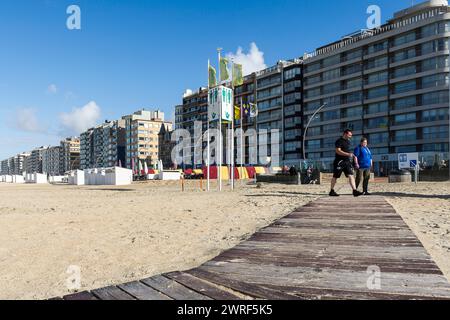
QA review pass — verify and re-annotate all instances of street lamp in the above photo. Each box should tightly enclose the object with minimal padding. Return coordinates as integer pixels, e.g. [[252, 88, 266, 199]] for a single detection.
[[303, 103, 327, 161]]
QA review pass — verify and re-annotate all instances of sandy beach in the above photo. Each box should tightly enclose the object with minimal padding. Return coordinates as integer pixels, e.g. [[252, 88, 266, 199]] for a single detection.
[[0, 181, 324, 300], [0, 180, 449, 300]]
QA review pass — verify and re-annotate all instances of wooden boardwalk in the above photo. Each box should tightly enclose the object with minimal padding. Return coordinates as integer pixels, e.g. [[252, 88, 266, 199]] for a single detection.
[[57, 195, 450, 300]]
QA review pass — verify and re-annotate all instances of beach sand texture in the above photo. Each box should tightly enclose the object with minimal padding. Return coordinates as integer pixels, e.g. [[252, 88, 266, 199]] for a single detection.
[[0, 181, 448, 300]]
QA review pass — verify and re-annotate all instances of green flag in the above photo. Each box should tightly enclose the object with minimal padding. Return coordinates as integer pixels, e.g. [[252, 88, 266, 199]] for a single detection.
[[208, 64, 217, 87], [233, 63, 244, 87], [220, 57, 230, 82]]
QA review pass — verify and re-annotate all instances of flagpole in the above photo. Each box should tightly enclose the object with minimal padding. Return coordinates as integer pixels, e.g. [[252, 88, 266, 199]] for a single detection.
[[207, 60, 210, 192], [240, 96, 243, 186], [217, 48, 223, 192], [231, 60, 235, 191]]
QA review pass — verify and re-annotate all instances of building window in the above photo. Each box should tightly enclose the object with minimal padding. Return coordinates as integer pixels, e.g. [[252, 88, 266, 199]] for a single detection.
[[423, 126, 448, 140], [393, 113, 416, 125]]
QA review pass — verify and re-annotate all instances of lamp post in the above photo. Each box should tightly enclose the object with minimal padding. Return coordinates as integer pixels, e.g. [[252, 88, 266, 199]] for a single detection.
[[302, 103, 327, 161]]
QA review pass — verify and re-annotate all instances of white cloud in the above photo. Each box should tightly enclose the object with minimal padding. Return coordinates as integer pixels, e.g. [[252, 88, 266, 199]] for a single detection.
[[47, 84, 58, 94], [226, 42, 267, 76], [59, 101, 101, 135], [15, 108, 47, 133]]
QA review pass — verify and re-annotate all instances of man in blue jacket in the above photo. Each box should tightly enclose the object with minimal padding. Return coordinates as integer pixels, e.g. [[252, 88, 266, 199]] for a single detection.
[[354, 137, 373, 195]]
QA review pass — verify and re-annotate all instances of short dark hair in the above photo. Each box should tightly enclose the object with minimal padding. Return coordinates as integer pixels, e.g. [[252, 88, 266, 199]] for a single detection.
[[343, 129, 353, 135], [361, 137, 368, 143]]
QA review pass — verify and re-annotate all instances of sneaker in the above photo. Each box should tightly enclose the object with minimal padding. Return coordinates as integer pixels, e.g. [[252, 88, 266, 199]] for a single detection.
[[364, 192, 371, 196], [329, 190, 340, 197], [353, 190, 363, 197]]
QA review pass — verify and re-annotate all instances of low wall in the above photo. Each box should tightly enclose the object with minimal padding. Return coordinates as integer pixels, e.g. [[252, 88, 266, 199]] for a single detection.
[[256, 174, 301, 185]]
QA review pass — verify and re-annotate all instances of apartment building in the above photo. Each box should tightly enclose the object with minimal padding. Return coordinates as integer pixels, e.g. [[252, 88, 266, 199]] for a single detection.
[[158, 124, 176, 169], [42, 146, 62, 176], [80, 120, 126, 169], [175, 0, 450, 173], [122, 109, 173, 169], [61, 137, 80, 173], [24, 146, 48, 174], [302, 0, 450, 173]]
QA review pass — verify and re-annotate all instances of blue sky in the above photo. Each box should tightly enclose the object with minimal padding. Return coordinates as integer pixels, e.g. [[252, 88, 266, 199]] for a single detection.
[[0, 0, 414, 159]]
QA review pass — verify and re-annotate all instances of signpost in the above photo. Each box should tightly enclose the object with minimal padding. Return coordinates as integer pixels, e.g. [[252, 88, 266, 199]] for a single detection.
[[398, 153, 419, 184], [208, 85, 233, 191]]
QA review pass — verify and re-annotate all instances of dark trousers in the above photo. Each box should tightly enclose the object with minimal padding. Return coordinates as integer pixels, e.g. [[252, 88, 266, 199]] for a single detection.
[[356, 168, 371, 193]]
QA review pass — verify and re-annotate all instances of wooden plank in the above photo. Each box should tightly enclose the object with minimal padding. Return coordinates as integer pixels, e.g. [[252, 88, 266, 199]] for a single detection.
[[187, 268, 302, 300], [165, 272, 245, 300], [118, 281, 172, 300], [63, 291, 98, 300], [197, 262, 450, 297], [91, 286, 136, 300], [141, 275, 212, 300]]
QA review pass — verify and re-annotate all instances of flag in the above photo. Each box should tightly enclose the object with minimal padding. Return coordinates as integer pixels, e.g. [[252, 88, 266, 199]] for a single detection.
[[220, 57, 230, 82], [234, 106, 241, 121], [249, 103, 258, 118], [138, 160, 143, 175], [242, 104, 250, 118], [232, 63, 244, 87], [208, 64, 217, 87], [144, 161, 148, 175]]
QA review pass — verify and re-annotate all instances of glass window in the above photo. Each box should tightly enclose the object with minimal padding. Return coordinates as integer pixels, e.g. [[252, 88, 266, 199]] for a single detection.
[[284, 67, 301, 80], [345, 91, 363, 103], [323, 68, 341, 81], [367, 116, 389, 129], [368, 132, 389, 145], [393, 80, 416, 94], [323, 82, 341, 95], [343, 63, 362, 76], [344, 106, 363, 118], [323, 95, 341, 107], [422, 56, 449, 72], [323, 110, 340, 121], [393, 64, 416, 78], [305, 74, 321, 86], [366, 101, 388, 114], [393, 96, 417, 110], [395, 145, 417, 153], [421, 39, 449, 55], [422, 74, 449, 89], [305, 87, 321, 99], [422, 108, 448, 122], [393, 32, 416, 46], [371, 147, 389, 155], [323, 55, 341, 68], [366, 86, 388, 100], [307, 139, 321, 149], [422, 91, 449, 105], [323, 123, 340, 134], [394, 129, 416, 142], [258, 86, 281, 99], [394, 113, 416, 125], [422, 143, 449, 152], [346, 49, 362, 61], [366, 71, 388, 85], [345, 77, 362, 89], [305, 62, 321, 73], [423, 126, 448, 139], [392, 48, 416, 63], [365, 56, 388, 69], [367, 41, 388, 54]]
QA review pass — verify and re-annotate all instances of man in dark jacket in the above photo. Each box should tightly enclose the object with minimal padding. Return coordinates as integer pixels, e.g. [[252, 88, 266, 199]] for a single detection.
[[329, 129, 363, 197]]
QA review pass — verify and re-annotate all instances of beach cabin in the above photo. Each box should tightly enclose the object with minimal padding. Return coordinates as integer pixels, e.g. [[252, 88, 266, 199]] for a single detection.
[[49, 176, 66, 184], [68, 170, 85, 185], [12, 175, 25, 184], [83, 167, 132, 186], [26, 173, 48, 184]]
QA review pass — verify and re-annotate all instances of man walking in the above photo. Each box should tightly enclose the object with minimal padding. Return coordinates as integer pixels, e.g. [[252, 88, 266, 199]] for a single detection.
[[354, 137, 373, 195], [329, 129, 363, 197]]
